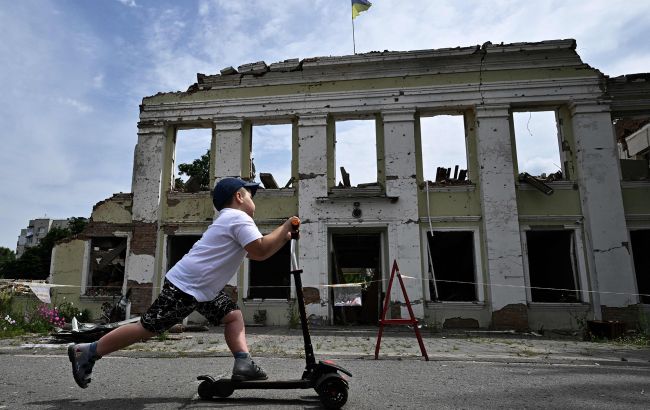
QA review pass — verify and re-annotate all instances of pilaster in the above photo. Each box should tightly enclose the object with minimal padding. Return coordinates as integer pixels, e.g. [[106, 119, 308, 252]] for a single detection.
[[475, 105, 527, 321]]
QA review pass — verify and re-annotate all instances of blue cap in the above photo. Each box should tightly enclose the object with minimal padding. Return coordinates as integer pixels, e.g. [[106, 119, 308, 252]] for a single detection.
[[212, 177, 260, 211]]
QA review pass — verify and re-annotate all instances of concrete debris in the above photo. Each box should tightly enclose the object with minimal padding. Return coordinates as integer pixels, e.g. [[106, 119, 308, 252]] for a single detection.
[[237, 61, 269, 75], [219, 66, 238, 75]]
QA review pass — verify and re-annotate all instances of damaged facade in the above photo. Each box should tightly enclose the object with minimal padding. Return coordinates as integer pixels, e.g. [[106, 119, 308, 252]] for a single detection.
[[51, 39, 650, 331]]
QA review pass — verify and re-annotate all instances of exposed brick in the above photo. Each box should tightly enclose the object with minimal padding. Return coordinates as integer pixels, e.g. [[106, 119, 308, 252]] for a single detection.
[[130, 222, 158, 255], [491, 303, 529, 331], [602, 305, 640, 329], [443, 317, 480, 329], [127, 280, 153, 316]]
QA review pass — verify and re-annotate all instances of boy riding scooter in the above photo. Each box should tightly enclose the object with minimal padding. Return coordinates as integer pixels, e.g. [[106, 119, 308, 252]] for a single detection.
[[68, 177, 299, 388]]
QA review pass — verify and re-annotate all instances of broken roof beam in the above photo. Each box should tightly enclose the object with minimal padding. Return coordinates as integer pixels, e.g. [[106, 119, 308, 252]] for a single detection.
[[259, 173, 279, 189]]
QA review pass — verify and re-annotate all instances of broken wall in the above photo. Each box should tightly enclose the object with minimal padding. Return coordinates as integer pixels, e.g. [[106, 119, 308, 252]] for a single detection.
[[67, 39, 650, 330]]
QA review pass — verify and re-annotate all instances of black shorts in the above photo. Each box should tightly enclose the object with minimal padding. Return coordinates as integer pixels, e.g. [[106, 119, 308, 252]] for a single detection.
[[140, 278, 239, 334]]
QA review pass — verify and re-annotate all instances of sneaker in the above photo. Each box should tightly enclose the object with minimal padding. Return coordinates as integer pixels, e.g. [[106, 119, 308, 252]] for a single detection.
[[68, 343, 100, 388], [232, 356, 268, 381]]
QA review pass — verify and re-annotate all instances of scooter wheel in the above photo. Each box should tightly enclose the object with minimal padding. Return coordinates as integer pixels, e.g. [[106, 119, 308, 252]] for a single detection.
[[197, 379, 235, 399], [212, 380, 235, 398], [197, 380, 214, 399], [316, 378, 348, 409]]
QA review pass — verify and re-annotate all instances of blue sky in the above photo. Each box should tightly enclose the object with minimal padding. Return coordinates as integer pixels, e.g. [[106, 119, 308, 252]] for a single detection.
[[1, 0, 649, 251]]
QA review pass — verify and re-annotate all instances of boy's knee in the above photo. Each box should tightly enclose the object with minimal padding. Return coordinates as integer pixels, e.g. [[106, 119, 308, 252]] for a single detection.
[[223, 309, 243, 324]]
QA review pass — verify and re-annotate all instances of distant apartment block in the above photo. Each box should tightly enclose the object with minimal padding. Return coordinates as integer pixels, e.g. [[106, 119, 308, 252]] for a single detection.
[[16, 218, 69, 258]]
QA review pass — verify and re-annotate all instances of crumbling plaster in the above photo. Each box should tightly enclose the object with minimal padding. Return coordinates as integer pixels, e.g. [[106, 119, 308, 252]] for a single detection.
[[50, 39, 648, 329], [570, 103, 637, 309]]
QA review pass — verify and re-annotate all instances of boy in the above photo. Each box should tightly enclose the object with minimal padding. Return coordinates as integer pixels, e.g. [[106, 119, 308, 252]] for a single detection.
[[68, 177, 298, 388]]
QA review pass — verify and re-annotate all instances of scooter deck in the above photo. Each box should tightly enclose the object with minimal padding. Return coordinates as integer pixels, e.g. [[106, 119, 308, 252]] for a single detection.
[[198, 374, 312, 390]]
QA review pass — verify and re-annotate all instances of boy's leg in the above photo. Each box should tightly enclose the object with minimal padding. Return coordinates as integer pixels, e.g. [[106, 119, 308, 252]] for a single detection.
[[69, 279, 196, 388], [67, 322, 155, 389], [197, 293, 267, 381], [222, 310, 248, 353], [95, 322, 156, 356]]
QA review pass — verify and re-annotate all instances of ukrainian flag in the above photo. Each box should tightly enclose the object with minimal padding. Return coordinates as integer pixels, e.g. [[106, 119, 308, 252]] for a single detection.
[[352, 0, 372, 19]]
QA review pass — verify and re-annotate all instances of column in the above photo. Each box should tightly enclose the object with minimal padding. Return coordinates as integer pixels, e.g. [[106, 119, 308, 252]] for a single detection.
[[213, 118, 244, 180], [570, 101, 637, 314], [475, 105, 528, 328], [382, 110, 424, 318], [128, 121, 166, 313], [297, 114, 329, 318]]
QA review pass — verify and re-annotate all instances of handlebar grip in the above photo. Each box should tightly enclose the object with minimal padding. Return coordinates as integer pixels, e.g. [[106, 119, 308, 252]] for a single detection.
[[290, 217, 300, 240]]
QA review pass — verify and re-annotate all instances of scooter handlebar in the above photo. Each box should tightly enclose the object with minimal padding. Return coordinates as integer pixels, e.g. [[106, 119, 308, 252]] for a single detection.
[[290, 217, 300, 240]]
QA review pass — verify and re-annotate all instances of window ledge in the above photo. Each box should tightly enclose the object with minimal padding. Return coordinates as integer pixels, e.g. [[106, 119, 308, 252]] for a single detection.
[[80, 294, 121, 302], [528, 302, 589, 310], [243, 299, 290, 306], [167, 191, 211, 199], [621, 181, 650, 188], [425, 301, 486, 310], [255, 188, 296, 198], [517, 180, 577, 191], [421, 183, 476, 193], [320, 186, 397, 202]]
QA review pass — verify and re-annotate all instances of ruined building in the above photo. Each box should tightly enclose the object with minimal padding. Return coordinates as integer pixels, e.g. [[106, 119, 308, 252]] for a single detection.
[[51, 39, 650, 330]]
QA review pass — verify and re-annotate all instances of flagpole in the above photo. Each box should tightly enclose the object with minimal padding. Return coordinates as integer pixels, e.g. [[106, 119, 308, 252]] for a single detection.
[[351, 11, 356, 54]]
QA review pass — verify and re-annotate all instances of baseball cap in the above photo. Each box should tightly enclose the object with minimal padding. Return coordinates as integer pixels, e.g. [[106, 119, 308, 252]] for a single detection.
[[212, 177, 260, 211]]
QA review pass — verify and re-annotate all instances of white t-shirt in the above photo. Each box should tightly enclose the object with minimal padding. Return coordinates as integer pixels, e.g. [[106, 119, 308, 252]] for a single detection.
[[165, 208, 262, 302]]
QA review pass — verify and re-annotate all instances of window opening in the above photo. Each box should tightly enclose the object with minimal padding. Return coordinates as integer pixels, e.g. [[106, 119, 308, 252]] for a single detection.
[[173, 129, 211, 192], [427, 231, 477, 301], [526, 230, 580, 303], [420, 115, 469, 185], [331, 233, 381, 325], [616, 118, 650, 181], [631, 230, 650, 304], [334, 119, 378, 188], [513, 111, 563, 182], [86, 237, 127, 297], [251, 124, 292, 189], [167, 235, 202, 271], [248, 241, 291, 299]]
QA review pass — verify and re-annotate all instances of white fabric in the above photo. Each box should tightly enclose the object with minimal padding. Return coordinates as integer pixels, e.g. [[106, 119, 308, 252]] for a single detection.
[[165, 208, 262, 302]]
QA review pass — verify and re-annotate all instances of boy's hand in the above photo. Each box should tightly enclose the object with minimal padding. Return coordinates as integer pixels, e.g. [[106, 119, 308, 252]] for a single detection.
[[289, 216, 300, 240]]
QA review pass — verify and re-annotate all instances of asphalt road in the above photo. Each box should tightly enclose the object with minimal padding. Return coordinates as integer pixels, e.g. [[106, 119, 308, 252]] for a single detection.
[[1, 353, 649, 409]]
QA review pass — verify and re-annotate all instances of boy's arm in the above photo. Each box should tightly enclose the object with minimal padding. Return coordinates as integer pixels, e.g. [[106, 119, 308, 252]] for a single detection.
[[244, 217, 297, 261]]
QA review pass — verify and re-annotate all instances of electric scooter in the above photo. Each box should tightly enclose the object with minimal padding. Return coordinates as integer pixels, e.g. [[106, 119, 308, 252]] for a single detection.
[[197, 218, 352, 409]]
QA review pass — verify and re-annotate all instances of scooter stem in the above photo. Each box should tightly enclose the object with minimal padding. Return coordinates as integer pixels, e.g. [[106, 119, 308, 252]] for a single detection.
[[289, 218, 317, 370]]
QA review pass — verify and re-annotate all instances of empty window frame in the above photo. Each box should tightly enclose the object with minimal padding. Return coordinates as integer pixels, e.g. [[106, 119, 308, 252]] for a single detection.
[[167, 235, 202, 271], [426, 231, 477, 301], [251, 124, 293, 189], [525, 230, 580, 303], [248, 241, 291, 299], [334, 119, 378, 188], [173, 128, 212, 192], [630, 229, 650, 304], [85, 237, 127, 297], [512, 111, 564, 180], [420, 115, 469, 184]]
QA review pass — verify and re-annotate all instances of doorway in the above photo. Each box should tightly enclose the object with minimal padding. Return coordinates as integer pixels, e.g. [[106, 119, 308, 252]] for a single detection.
[[331, 232, 382, 325]]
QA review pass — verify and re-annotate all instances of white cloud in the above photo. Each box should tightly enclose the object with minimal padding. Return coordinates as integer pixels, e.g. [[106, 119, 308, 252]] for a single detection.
[[1, 0, 650, 252], [117, 0, 137, 7], [57, 97, 93, 113]]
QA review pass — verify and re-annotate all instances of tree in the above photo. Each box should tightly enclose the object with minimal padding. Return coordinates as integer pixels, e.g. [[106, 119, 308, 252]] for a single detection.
[[0, 218, 86, 280], [174, 149, 210, 192], [68, 217, 88, 235], [0, 247, 15, 268]]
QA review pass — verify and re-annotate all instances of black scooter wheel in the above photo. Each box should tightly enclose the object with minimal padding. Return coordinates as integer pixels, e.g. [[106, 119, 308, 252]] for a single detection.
[[197, 380, 214, 399], [316, 378, 348, 409], [197, 379, 235, 399], [212, 380, 235, 398]]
